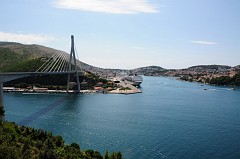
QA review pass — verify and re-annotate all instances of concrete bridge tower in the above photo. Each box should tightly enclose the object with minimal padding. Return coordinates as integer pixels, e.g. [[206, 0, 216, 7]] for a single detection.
[[66, 35, 80, 93]]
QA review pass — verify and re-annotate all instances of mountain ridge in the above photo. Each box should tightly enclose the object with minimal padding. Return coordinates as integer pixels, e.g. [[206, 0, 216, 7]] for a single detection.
[[0, 42, 239, 77]]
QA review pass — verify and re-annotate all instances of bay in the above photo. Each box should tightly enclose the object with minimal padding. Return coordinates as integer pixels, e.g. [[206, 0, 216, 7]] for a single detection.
[[4, 76, 240, 159]]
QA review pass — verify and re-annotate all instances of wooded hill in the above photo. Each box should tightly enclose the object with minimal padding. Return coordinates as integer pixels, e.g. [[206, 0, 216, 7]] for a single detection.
[[0, 43, 55, 72]]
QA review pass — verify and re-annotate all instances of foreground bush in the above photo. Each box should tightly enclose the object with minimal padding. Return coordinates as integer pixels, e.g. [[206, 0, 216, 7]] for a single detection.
[[0, 122, 122, 159]]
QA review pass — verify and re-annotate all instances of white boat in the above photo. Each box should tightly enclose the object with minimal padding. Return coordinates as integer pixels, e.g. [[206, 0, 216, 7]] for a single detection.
[[124, 74, 143, 86]]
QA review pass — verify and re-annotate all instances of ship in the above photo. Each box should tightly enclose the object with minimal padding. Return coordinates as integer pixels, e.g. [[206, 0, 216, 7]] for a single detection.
[[123, 74, 143, 86]]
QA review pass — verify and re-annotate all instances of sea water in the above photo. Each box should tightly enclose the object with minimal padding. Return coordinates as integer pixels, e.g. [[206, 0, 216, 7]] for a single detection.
[[4, 76, 240, 159]]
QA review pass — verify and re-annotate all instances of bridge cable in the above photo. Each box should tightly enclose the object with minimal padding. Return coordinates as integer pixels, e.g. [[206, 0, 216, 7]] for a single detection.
[[74, 45, 82, 72], [52, 51, 65, 72], [57, 51, 66, 72], [49, 51, 64, 72], [56, 51, 68, 72], [43, 51, 61, 72], [36, 50, 59, 72], [62, 52, 70, 72], [41, 51, 61, 72], [63, 53, 68, 71]]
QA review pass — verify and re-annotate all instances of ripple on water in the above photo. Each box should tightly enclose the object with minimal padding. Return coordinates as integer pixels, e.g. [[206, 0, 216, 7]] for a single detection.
[[4, 77, 240, 159]]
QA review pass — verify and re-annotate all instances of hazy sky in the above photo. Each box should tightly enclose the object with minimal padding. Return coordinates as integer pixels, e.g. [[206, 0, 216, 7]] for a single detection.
[[0, 0, 239, 69]]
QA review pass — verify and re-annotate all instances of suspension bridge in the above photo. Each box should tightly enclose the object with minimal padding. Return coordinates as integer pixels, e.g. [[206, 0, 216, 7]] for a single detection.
[[0, 35, 81, 109]]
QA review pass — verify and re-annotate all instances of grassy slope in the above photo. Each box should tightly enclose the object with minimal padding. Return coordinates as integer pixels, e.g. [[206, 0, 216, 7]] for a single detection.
[[0, 43, 56, 72]]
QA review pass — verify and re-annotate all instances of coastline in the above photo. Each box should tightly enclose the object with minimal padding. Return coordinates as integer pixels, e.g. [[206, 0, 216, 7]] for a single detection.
[[3, 86, 141, 94], [3, 76, 142, 94]]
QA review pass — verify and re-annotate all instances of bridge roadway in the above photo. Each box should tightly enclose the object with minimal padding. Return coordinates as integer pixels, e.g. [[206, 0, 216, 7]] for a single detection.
[[0, 71, 82, 109]]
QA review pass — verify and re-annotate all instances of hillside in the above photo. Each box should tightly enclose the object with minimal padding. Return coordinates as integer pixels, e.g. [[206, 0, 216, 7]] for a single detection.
[[0, 42, 58, 72], [0, 121, 122, 159], [131, 66, 168, 76], [0, 42, 108, 89], [164, 64, 240, 76], [164, 65, 240, 86], [188, 65, 231, 70], [0, 42, 57, 58], [130, 64, 240, 86], [0, 42, 104, 73]]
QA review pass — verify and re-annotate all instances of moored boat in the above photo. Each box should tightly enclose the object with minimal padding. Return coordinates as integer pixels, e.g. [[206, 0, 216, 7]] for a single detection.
[[124, 74, 143, 86]]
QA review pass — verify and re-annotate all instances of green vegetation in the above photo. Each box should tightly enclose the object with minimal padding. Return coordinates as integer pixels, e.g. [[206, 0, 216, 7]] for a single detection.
[[0, 105, 4, 124], [209, 74, 240, 86], [131, 66, 168, 76], [119, 87, 131, 91], [0, 105, 4, 116], [180, 74, 240, 86], [0, 122, 122, 159], [0, 45, 45, 72], [3, 58, 46, 72], [81, 72, 108, 90], [4, 71, 108, 91], [0, 47, 26, 72]]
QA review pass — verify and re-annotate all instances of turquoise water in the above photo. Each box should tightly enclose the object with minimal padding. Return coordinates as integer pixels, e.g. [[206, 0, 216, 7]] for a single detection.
[[4, 76, 240, 159]]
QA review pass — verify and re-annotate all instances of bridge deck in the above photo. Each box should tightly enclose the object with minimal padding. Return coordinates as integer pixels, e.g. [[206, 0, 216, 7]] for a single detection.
[[0, 71, 82, 82]]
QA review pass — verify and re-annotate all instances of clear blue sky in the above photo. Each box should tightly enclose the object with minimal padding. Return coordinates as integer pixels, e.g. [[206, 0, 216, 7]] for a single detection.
[[0, 0, 239, 69]]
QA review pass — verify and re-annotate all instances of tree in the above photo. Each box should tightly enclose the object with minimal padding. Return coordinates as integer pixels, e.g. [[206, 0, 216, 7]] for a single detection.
[[104, 150, 109, 159], [109, 152, 122, 159], [0, 145, 19, 159], [70, 142, 80, 150], [0, 106, 5, 124], [0, 106, 4, 116]]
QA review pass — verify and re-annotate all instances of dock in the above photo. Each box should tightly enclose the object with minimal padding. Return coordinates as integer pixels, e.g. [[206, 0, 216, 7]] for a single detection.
[[108, 77, 142, 94]]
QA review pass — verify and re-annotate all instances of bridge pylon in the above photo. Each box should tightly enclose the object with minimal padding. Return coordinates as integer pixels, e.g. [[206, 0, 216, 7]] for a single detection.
[[66, 35, 80, 93]]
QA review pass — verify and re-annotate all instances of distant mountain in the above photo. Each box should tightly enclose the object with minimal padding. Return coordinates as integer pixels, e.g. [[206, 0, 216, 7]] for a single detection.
[[131, 66, 168, 76], [187, 65, 232, 72], [163, 64, 240, 86], [130, 64, 240, 77], [233, 65, 240, 70]]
